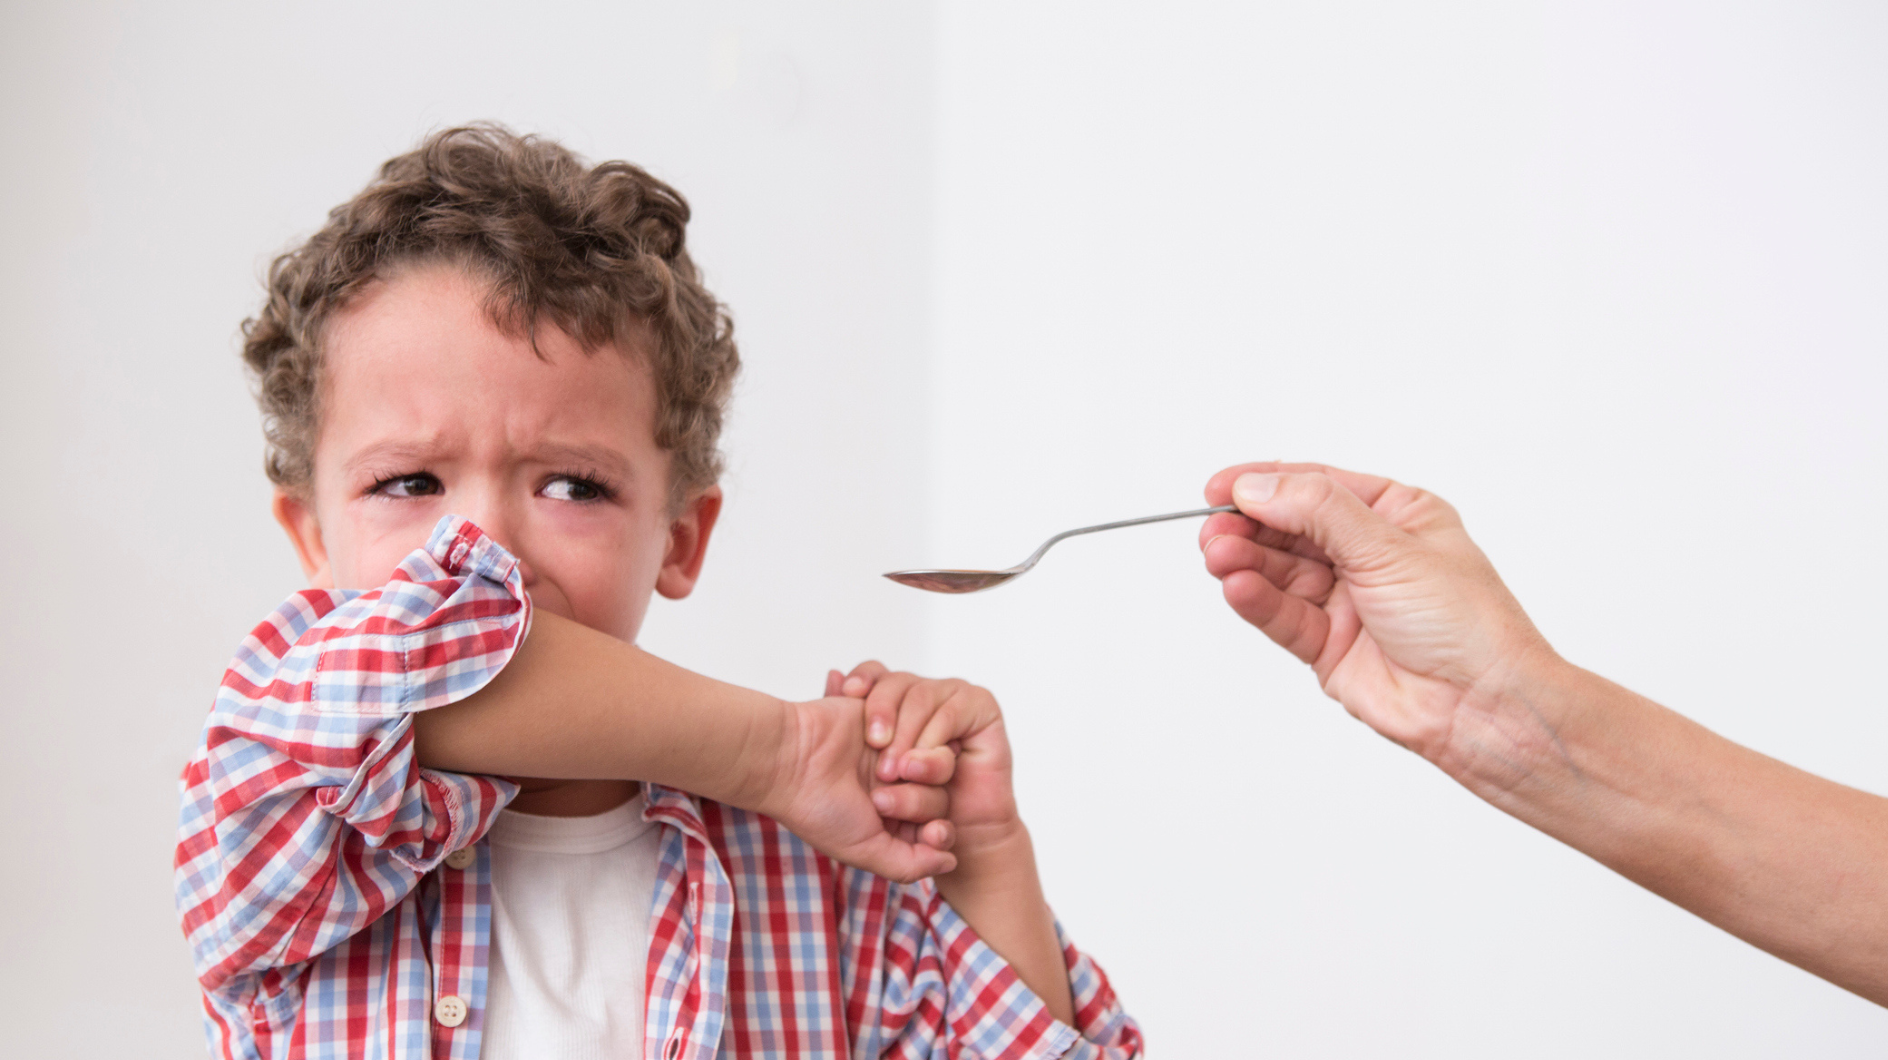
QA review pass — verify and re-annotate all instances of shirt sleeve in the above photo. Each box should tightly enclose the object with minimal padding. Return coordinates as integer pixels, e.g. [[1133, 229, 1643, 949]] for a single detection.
[[872, 880, 1145, 1060], [173, 516, 526, 997]]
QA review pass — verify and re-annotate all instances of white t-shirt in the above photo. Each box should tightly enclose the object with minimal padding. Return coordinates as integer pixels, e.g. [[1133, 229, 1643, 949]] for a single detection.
[[481, 792, 662, 1060]]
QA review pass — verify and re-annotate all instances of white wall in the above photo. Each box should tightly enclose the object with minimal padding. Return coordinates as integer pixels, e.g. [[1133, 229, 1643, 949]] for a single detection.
[[926, 1, 1888, 1056], [2, 1, 1885, 1057]]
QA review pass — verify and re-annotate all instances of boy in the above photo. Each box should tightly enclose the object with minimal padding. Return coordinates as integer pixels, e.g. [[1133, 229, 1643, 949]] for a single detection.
[[174, 125, 1142, 1060]]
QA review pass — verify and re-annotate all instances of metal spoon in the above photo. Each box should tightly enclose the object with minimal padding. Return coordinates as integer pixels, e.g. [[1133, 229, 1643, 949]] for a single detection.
[[883, 504, 1237, 594]]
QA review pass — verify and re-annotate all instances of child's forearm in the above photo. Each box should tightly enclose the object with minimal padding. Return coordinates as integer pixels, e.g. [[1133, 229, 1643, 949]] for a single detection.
[[935, 824, 1076, 1027], [412, 609, 787, 810]]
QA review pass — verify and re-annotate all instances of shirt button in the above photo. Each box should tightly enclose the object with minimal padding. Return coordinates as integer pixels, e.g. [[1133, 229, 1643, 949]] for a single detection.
[[444, 847, 476, 870], [435, 994, 468, 1028]]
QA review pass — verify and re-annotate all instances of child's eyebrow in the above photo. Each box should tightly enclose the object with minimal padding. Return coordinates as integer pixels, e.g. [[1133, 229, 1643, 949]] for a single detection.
[[342, 440, 442, 475], [338, 440, 636, 483], [529, 443, 636, 481]]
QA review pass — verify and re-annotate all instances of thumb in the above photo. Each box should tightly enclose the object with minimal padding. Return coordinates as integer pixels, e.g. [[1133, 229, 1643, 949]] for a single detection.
[[1231, 471, 1406, 573]]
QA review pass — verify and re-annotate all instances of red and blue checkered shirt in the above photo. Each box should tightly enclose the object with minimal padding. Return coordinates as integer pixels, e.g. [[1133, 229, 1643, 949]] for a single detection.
[[175, 517, 1143, 1059]]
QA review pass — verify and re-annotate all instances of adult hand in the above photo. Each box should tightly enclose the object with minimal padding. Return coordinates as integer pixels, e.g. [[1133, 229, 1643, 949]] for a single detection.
[[1199, 461, 1888, 1007], [1199, 462, 1559, 773]]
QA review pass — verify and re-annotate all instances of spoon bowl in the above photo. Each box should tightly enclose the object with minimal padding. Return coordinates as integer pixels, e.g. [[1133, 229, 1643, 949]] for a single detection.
[[881, 569, 1025, 594], [884, 504, 1235, 594]]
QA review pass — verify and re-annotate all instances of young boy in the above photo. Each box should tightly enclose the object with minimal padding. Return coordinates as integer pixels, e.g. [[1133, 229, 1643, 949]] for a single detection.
[[174, 125, 1142, 1060]]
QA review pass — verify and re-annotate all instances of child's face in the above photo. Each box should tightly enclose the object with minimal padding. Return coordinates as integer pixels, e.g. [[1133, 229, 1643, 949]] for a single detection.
[[273, 264, 720, 644]]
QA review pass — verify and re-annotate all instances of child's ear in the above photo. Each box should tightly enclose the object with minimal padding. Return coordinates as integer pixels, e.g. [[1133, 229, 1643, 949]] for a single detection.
[[272, 490, 334, 589], [655, 485, 722, 600]]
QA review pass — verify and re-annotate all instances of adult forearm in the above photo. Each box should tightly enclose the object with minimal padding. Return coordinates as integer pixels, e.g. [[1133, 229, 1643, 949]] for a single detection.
[[936, 825, 1076, 1027], [411, 609, 786, 809], [1451, 656, 1888, 1004]]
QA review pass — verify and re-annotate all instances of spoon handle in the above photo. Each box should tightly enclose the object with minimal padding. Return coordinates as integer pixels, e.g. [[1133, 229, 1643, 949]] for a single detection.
[[1053, 504, 1237, 540], [1026, 504, 1238, 566]]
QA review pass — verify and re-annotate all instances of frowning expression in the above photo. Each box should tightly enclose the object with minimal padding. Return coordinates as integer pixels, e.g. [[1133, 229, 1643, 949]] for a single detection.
[[273, 263, 720, 642]]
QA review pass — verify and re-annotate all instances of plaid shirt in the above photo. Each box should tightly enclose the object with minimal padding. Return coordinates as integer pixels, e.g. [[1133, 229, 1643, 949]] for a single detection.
[[175, 517, 1143, 1060]]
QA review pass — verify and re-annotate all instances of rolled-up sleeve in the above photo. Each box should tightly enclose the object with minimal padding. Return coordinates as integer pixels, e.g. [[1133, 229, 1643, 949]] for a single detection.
[[174, 516, 527, 997]]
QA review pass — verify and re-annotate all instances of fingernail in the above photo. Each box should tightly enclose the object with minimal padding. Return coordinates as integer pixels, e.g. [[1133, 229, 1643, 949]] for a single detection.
[[1234, 473, 1279, 505], [871, 789, 893, 812], [869, 721, 889, 745], [1203, 534, 1228, 552]]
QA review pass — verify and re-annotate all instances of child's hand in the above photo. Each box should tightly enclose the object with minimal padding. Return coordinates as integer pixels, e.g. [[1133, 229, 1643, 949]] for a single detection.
[[822, 671, 959, 857], [828, 663, 1021, 857], [757, 693, 958, 885], [830, 663, 1077, 1025]]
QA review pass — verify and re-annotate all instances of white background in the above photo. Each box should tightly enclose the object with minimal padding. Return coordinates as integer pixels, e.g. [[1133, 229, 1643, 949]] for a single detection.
[[2, 2, 1884, 1056]]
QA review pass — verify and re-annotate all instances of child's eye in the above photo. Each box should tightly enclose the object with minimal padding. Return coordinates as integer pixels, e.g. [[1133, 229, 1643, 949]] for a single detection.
[[541, 474, 613, 503], [370, 472, 443, 498]]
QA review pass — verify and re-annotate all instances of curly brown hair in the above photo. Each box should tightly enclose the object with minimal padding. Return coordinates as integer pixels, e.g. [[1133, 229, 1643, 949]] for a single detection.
[[242, 123, 739, 508]]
